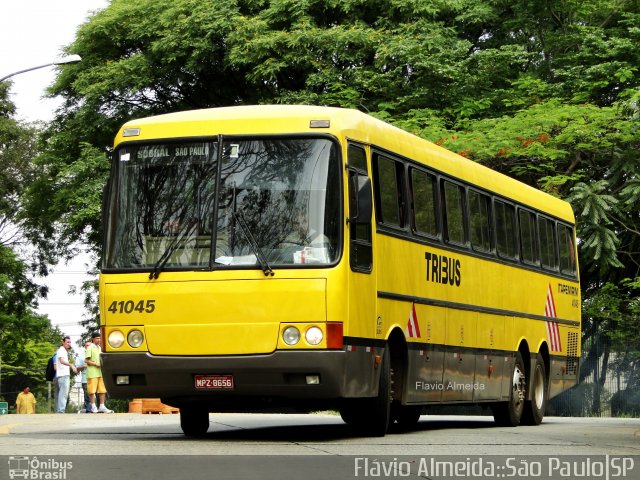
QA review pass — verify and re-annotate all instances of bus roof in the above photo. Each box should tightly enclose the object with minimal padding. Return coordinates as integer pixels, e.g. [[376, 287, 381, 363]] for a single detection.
[[116, 105, 575, 223]]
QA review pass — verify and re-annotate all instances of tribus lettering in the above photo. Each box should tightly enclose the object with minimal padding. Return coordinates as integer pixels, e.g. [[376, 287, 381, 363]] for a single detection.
[[425, 252, 461, 287]]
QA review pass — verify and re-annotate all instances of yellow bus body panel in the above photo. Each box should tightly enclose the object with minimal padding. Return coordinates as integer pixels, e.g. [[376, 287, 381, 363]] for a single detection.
[[102, 272, 326, 355], [376, 234, 580, 354]]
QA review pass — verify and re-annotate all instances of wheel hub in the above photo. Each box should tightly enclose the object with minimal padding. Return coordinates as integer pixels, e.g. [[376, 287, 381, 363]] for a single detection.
[[512, 366, 526, 406]]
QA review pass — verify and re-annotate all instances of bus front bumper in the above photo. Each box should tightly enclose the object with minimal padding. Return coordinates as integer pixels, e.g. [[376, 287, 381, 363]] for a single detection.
[[101, 350, 349, 407]]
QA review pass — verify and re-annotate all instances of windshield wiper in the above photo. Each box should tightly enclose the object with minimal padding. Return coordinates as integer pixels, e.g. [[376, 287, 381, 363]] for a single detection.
[[233, 210, 275, 277], [148, 223, 196, 280]]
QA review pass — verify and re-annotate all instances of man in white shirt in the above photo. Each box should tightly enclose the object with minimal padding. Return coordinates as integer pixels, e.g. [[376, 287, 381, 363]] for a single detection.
[[55, 336, 78, 413]]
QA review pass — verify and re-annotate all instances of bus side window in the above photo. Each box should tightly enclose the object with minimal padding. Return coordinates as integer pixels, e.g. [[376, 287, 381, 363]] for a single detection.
[[374, 154, 405, 228], [519, 209, 539, 265], [539, 216, 558, 271], [469, 189, 492, 253], [410, 168, 439, 238], [443, 181, 467, 245], [558, 224, 577, 275], [348, 144, 372, 273], [495, 200, 517, 259]]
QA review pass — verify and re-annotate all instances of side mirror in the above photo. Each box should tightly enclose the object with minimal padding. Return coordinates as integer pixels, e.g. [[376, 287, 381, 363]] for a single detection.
[[350, 174, 372, 225]]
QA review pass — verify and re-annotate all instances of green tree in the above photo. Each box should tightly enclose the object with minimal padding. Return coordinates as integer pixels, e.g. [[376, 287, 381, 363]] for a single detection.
[[0, 83, 41, 249], [0, 244, 61, 407], [1, 81, 61, 409]]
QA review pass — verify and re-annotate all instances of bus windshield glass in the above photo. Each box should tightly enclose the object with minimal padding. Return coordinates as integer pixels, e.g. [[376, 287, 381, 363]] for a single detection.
[[104, 138, 341, 271]]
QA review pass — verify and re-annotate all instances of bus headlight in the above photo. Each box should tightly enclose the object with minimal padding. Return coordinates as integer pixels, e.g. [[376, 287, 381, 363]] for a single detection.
[[108, 330, 125, 349], [305, 326, 323, 345], [127, 329, 144, 348], [283, 326, 300, 345]]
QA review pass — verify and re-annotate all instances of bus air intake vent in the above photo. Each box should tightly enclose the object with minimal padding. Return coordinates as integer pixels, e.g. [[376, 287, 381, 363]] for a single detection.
[[565, 332, 579, 376]]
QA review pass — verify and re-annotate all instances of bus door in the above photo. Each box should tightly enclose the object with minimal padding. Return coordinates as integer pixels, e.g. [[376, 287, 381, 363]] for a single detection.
[[344, 143, 378, 397]]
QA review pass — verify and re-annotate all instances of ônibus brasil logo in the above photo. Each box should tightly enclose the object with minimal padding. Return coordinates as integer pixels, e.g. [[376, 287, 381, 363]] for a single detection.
[[8, 456, 73, 480]]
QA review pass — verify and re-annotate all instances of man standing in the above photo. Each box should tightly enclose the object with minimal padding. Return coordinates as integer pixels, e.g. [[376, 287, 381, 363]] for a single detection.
[[56, 336, 78, 413], [15, 386, 36, 414], [85, 331, 113, 413]]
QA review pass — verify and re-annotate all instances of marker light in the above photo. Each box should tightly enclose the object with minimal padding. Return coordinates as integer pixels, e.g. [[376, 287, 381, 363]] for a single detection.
[[283, 326, 301, 346], [123, 128, 140, 137], [108, 330, 125, 348], [127, 329, 144, 348], [305, 326, 323, 346], [309, 120, 330, 128]]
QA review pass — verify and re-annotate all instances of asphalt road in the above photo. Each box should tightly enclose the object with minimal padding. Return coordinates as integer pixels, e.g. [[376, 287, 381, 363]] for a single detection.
[[1, 413, 639, 479]]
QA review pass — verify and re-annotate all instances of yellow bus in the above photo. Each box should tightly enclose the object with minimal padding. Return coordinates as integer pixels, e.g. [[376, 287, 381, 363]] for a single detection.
[[100, 105, 580, 436]]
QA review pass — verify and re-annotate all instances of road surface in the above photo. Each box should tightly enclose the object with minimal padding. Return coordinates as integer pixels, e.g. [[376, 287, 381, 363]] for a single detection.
[[1, 413, 639, 479]]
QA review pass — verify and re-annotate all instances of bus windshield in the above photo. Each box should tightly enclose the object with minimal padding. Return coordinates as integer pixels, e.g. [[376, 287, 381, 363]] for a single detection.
[[104, 137, 341, 271]]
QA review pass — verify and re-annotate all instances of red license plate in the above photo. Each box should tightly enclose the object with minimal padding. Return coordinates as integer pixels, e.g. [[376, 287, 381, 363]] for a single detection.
[[194, 375, 234, 390]]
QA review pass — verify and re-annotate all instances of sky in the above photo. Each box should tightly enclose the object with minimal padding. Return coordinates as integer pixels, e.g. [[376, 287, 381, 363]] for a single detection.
[[1, 0, 109, 342]]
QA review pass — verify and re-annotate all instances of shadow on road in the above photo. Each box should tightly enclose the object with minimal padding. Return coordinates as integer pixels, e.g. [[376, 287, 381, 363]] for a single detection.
[[14, 414, 501, 442], [198, 417, 499, 442]]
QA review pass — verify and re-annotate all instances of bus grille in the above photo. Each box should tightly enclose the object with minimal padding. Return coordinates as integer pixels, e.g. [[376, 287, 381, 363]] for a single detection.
[[565, 332, 579, 376]]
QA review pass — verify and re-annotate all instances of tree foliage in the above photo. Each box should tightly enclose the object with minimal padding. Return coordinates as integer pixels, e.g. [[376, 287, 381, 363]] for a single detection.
[[0, 84, 61, 408], [0, 243, 61, 406], [0, 83, 42, 248]]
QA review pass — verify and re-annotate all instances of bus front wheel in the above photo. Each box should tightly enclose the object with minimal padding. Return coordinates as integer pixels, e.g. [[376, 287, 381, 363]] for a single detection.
[[492, 351, 526, 427], [339, 347, 391, 436], [180, 407, 209, 437], [366, 347, 392, 436]]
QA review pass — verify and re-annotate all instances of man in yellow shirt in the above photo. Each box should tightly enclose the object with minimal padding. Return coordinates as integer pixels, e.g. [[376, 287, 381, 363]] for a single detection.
[[15, 386, 36, 414], [85, 331, 113, 413]]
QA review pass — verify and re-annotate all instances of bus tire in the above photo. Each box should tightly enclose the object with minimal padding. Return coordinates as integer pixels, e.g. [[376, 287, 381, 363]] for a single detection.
[[339, 401, 357, 425], [339, 347, 391, 436], [492, 351, 526, 427], [180, 407, 209, 437], [521, 354, 547, 425], [363, 346, 391, 436]]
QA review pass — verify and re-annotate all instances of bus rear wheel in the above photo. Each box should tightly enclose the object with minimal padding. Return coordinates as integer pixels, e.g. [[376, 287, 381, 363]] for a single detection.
[[180, 407, 209, 437], [521, 354, 547, 425], [492, 351, 526, 427]]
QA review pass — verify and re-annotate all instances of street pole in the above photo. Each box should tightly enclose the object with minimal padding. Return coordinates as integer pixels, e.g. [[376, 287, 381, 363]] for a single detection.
[[0, 54, 82, 82]]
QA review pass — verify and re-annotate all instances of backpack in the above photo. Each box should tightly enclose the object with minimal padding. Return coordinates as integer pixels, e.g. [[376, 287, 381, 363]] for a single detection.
[[45, 355, 56, 381]]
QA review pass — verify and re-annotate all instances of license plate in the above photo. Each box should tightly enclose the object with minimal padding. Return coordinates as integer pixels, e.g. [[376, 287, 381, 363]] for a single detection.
[[194, 374, 234, 390]]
